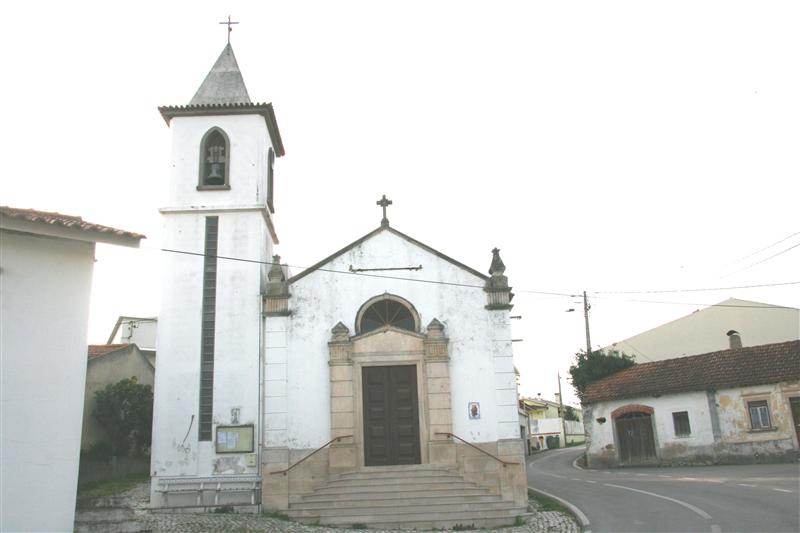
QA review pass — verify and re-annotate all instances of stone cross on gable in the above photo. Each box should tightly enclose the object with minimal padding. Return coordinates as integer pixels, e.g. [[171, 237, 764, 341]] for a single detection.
[[219, 15, 239, 44], [377, 194, 392, 227]]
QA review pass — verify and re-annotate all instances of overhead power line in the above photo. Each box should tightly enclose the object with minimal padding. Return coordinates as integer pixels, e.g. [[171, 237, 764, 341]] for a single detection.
[[152, 246, 798, 309], [159, 247, 573, 297], [592, 280, 800, 295], [730, 231, 800, 264], [727, 241, 800, 276]]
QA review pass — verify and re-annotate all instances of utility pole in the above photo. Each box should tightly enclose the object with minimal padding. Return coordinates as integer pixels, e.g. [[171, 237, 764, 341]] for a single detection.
[[557, 372, 566, 447], [583, 291, 592, 355]]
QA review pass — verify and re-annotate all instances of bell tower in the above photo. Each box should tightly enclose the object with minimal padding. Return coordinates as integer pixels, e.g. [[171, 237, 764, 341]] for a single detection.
[[151, 39, 285, 505]]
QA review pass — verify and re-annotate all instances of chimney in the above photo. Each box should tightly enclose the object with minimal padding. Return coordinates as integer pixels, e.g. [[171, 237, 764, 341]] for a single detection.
[[727, 330, 742, 349]]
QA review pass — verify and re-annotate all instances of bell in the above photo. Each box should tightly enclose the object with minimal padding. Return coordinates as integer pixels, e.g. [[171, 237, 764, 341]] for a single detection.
[[206, 163, 224, 185]]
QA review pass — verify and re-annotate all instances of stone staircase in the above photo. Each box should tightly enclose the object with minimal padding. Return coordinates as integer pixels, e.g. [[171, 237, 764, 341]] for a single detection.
[[287, 464, 529, 529]]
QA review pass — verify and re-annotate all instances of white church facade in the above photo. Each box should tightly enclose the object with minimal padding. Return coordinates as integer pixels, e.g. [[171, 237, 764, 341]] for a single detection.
[[150, 42, 527, 528]]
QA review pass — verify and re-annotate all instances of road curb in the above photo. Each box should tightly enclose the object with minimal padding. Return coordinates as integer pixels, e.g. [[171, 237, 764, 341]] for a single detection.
[[528, 485, 591, 533]]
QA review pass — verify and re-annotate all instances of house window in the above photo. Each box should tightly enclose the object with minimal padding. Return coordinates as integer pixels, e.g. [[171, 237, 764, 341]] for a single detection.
[[748, 400, 772, 430], [672, 411, 691, 437], [199, 128, 230, 189], [267, 147, 275, 213]]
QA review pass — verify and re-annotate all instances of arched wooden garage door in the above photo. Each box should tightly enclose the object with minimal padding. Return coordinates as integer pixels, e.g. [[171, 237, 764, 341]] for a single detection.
[[615, 412, 656, 464]]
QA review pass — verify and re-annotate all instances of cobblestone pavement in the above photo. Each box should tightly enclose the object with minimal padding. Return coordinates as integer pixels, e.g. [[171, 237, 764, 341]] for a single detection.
[[109, 483, 579, 533]]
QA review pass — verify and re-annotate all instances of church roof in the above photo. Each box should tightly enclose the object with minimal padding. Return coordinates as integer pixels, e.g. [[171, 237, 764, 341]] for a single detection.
[[190, 43, 251, 105], [288, 225, 490, 285]]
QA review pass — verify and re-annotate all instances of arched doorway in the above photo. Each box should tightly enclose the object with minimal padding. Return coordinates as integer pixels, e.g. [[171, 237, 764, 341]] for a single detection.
[[612, 405, 657, 464]]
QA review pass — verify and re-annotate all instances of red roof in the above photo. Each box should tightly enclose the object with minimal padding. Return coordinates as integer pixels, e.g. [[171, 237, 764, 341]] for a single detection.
[[583, 340, 800, 404], [88, 344, 129, 359], [1, 207, 145, 241]]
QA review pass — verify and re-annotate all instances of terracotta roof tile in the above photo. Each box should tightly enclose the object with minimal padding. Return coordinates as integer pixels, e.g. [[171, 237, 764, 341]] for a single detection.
[[583, 340, 800, 404], [1, 206, 145, 240], [88, 344, 129, 359]]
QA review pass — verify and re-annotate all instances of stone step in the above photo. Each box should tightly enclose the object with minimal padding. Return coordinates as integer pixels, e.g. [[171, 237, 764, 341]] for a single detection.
[[329, 467, 455, 481], [288, 499, 519, 518], [301, 486, 488, 501], [296, 493, 503, 508], [321, 474, 469, 488], [295, 508, 529, 528], [310, 479, 476, 495]]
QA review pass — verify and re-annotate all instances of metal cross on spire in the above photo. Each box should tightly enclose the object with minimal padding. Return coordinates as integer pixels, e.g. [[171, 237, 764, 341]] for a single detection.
[[376, 194, 393, 227], [219, 15, 239, 44]]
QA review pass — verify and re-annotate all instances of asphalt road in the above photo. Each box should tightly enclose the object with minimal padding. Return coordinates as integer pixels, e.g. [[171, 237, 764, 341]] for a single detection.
[[526, 447, 800, 533]]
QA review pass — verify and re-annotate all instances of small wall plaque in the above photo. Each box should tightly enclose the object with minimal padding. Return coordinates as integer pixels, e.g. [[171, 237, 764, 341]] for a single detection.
[[215, 425, 254, 454], [468, 402, 481, 420]]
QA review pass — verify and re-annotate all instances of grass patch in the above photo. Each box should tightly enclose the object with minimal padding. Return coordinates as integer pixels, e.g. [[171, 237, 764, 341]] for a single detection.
[[76, 473, 149, 498], [261, 509, 291, 521], [528, 488, 569, 514]]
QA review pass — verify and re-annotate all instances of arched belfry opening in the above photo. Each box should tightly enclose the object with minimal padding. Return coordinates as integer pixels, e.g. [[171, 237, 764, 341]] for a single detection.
[[199, 128, 230, 187]]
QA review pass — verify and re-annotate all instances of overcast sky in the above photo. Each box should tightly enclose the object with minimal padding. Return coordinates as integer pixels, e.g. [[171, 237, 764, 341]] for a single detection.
[[3, 1, 798, 405]]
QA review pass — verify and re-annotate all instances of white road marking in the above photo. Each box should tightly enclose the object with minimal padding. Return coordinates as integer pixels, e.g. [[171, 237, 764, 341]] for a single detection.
[[658, 475, 672, 478], [585, 480, 597, 484], [603, 483, 713, 520], [737, 483, 756, 488], [772, 488, 793, 493], [635, 473, 648, 476], [711, 524, 722, 533], [540, 472, 569, 479]]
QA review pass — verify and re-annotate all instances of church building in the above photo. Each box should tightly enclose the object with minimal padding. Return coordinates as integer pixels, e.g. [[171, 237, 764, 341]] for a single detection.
[[150, 40, 527, 529]]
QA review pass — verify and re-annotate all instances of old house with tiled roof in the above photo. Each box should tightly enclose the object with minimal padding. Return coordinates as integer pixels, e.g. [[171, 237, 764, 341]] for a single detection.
[[1, 206, 142, 532], [582, 339, 800, 467]]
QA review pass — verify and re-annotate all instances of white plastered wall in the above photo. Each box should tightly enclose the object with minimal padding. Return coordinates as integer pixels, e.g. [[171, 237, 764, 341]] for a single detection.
[[1, 231, 95, 532], [585, 391, 715, 461], [151, 210, 270, 481], [264, 230, 518, 451]]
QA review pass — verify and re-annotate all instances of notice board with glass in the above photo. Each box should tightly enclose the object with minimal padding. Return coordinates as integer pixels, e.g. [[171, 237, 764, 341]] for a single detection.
[[215, 425, 254, 453]]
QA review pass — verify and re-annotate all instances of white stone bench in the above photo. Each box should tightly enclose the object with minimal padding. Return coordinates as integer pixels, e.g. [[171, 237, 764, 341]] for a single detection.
[[156, 476, 261, 507]]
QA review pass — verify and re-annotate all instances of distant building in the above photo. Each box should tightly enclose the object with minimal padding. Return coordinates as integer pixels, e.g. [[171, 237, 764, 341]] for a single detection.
[[582, 339, 800, 467], [521, 395, 585, 449], [605, 298, 799, 363], [1, 206, 142, 532], [81, 343, 155, 453], [107, 315, 158, 351]]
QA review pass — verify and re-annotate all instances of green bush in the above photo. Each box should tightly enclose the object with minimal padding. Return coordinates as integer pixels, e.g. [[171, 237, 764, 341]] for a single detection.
[[92, 377, 153, 457]]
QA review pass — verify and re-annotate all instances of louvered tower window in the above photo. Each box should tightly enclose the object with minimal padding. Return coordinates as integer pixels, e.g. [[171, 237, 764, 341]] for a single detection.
[[199, 216, 219, 441]]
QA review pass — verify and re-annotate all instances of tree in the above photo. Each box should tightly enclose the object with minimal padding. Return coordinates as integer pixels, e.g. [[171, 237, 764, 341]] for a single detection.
[[563, 405, 580, 422], [92, 377, 153, 457], [568, 349, 634, 402]]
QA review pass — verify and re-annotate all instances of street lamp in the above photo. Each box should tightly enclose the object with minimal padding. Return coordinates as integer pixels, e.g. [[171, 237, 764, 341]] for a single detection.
[[566, 291, 592, 355]]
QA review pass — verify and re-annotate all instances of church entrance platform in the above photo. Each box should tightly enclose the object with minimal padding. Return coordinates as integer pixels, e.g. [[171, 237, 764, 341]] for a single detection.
[[285, 464, 529, 530]]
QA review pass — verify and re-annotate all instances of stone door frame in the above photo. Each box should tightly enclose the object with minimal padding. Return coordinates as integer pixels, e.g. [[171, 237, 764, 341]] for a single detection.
[[327, 319, 454, 473]]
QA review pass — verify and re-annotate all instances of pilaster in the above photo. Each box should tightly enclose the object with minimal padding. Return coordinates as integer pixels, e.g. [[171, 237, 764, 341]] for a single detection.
[[328, 322, 357, 472], [424, 318, 456, 465]]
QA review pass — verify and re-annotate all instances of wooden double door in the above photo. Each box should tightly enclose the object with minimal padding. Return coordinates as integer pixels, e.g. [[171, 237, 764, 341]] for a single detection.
[[616, 412, 657, 463], [362, 365, 421, 466]]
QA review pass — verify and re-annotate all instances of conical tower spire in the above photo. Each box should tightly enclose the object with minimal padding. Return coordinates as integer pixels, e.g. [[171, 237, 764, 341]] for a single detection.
[[190, 43, 251, 105]]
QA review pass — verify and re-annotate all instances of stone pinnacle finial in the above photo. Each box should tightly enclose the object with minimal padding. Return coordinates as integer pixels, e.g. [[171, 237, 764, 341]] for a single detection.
[[268, 255, 284, 282], [489, 248, 506, 276]]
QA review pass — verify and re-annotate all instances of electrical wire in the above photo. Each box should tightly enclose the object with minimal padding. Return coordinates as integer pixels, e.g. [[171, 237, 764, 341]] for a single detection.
[[725, 242, 800, 276], [729, 231, 800, 264], [152, 245, 798, 309], [592, 280, 800, 295]]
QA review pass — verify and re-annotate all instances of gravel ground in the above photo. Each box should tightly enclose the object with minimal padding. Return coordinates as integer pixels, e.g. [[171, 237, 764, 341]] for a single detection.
[[80, 482, 579, 533]]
